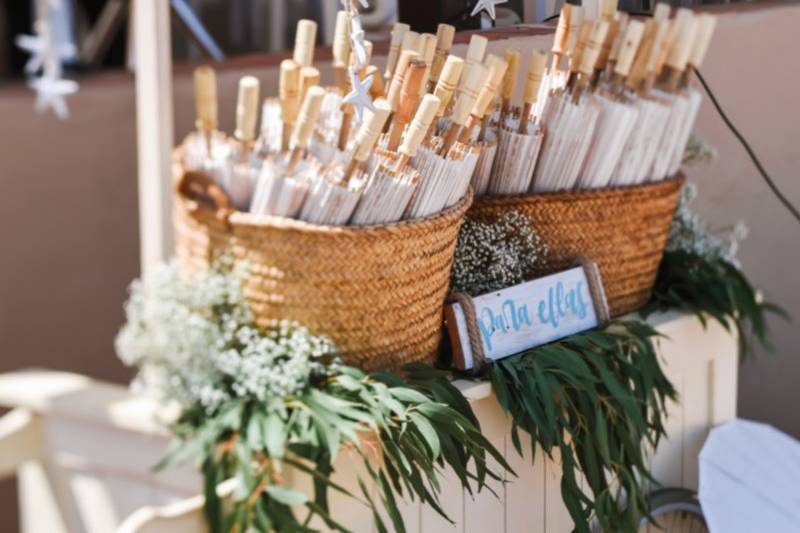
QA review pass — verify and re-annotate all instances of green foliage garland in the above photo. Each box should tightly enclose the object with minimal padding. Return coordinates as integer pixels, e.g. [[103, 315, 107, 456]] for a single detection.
[[646, 250, 786, 359], [486, 321, 676, 533], [159, 364, 512, 533], [117, 261, 511, 533]]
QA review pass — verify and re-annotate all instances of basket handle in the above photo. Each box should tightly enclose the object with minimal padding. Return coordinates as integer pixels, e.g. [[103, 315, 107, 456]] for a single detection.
[[175, 171, 234, 222]]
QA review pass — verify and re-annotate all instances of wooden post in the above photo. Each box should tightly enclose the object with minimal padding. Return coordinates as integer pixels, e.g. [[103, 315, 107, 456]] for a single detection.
[[133, 0, 174, 274]]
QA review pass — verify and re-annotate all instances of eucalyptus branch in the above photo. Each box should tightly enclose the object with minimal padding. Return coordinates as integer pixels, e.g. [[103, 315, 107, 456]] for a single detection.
[[644, 250, 787, 359], [487, 321, 676, 533]]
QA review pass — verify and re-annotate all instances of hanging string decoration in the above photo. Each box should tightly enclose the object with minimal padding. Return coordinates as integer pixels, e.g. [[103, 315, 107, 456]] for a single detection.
[[470, 0, 508, 20], [341, 0, 375, 124], [15, 0, 78, 119]]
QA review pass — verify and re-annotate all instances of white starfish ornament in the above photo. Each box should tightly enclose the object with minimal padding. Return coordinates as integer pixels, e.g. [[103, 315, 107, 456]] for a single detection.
[[342, 67, 375, 124], [470, 0, 508, 20], [16, 6, 79, 120], [15, 21, 75, 75], [30, 74, 78, 119]]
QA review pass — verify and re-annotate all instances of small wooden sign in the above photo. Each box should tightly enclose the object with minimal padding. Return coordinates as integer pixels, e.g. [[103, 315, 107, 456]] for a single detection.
[[445, 261, 610, 371]]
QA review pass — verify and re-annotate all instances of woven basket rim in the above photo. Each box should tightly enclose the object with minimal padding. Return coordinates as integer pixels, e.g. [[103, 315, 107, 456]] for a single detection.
[[473, 174, 684, 207], [227, 186, 473, 233], [175, 154, 475, 237]]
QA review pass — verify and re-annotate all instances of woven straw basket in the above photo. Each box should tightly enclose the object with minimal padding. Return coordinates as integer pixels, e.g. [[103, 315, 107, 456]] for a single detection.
[[468, 176, 684, 317], [173, 166, 473, 371]]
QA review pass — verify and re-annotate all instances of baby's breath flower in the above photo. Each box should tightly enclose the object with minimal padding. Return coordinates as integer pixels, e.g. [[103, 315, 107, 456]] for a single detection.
[[115, 259, 339, 414], [683, 134, 718, 167], [451, 211, 548, 296], [666, 182, 746, 266]]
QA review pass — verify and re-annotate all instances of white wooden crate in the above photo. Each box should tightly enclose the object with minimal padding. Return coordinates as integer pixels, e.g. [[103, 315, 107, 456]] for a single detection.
[[0, 311, 737, 533]]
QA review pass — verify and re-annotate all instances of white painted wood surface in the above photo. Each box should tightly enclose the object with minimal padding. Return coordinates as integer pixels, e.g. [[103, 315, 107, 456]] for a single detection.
[[0, 312, 737, 533], [0, 409, 43, 479], [133, 0, 174, 272]]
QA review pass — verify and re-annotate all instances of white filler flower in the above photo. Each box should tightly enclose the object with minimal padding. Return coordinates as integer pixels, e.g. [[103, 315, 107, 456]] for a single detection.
[[116, 260, 338, 413]]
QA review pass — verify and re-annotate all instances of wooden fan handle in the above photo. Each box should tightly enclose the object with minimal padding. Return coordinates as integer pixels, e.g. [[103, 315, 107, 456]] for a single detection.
[[235, 76, 260, 143], [599, 0, 617, 21], [614, 19, 645, 78], [433, 55, 464, 116], [399, 94, 440, 158], [387, 50, 420, 111], [193, 66, 217, 131], [473, 54, 507, 118], [646, 19, 672, 75], [552, 4, 572, 56], [299, 66, 320, 106], [293, 19, 317, 67], [626, 19, 656, 89], [290, 86, 325, 151], [689, 13, 716, 69], [415, 34, 435, 94], [452, 63, 488, 126], [565, 5, 585, 57], [501, 48, 521, 102], [279, 60, 301, 123], [465, 34, 488, 66], [401, 30, 421, 54], [332, 11, 351, 68], [388, 60, 427, 150], [579, 20, 610, 76], [385, 22, 410, 79], [523, 50, 547, 105], [596, 15, 620, 71], [430, 24, 456, 87], [569, 22, 593, 74], [665, 8, 698, 72], [366, 65, 386, 99], [353, 99, 392, 162], [607, 12, 629, 64], [397, 61, 426, 121]]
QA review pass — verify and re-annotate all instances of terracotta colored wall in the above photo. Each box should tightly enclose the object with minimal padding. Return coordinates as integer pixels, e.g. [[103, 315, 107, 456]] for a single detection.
[[0, 72, 141, 533], [0, 2, 798, 530], [689, 3, 800, 432]]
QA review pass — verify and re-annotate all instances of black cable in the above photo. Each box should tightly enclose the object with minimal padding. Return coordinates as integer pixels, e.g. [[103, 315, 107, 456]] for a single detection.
[[693, 67, 800, 225]]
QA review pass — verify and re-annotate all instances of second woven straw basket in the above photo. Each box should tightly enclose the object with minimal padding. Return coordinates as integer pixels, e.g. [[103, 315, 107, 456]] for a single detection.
[[174, 166, 472, 372], [468, 176, 684, 317]]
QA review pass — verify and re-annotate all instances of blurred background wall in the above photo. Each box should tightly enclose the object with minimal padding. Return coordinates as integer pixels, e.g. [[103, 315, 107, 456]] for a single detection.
[[0, 0, 798, 531], [0, 0, 746, 80]]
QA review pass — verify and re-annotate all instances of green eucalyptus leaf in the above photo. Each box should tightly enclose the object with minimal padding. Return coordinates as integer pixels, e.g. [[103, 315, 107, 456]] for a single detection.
[[409, 411, 441, 458], [489, 321, 675, 532], [202, 457, 224, 533], [336, 374, 363, 391], [388, 387, 431, 405], [645, 250, 786, 360], [246, 411, 265, 451], [263, 412, 286, 459], [264, 485, 309, 506], [155, 436, 205, 471]]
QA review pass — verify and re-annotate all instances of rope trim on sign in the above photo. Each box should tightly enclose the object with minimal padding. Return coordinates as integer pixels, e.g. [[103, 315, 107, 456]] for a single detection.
[[576, 257, 611, 327], [446, 291, 486, 372]]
